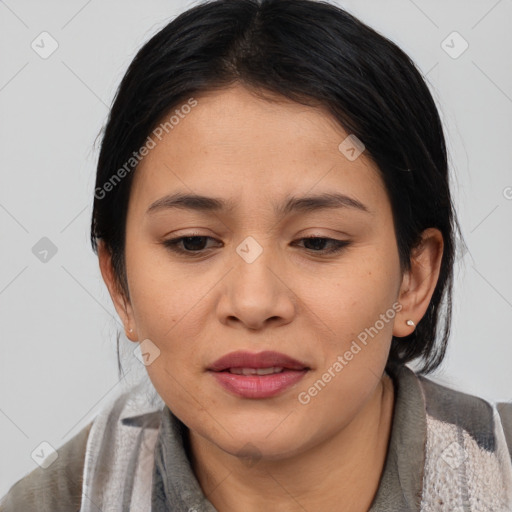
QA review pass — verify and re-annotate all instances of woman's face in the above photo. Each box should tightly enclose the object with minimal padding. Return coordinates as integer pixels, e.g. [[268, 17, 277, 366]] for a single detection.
[[117, 85, 406, 459]]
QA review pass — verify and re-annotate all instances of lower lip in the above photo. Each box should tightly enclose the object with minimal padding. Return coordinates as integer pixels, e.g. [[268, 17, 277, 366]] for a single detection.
[[209, 369, 308, 398]]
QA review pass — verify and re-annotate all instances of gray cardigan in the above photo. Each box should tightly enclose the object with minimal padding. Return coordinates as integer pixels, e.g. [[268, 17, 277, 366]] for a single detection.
[[2, 364, 512, 511]]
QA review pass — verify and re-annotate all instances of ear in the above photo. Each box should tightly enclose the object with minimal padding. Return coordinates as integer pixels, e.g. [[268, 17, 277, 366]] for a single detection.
[[97, 240, 138, 342], [393, 228, 444, 338]]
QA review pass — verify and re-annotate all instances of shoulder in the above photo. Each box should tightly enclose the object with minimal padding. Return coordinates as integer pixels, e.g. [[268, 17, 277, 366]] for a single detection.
[[417, 373, 500, 452], [497, 400, 512, 463], [417, 372, 512, 460], [0, 381, 164, 512], [415, 372, 512, 510], [0, 421, 93, 512]]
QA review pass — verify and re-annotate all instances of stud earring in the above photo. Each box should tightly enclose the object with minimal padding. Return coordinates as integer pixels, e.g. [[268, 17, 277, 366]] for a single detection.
[[129, 328, 133, 333], [406, 320, 415, 327]]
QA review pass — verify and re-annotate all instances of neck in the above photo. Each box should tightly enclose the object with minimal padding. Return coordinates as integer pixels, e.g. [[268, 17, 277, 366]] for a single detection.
[[189, 372, 395, 512]]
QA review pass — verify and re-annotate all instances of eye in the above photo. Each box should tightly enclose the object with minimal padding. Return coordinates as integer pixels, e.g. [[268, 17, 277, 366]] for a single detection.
[[162, 235, 350, 257], [293, 237, 351, 255], [162, 235, 220, 255]]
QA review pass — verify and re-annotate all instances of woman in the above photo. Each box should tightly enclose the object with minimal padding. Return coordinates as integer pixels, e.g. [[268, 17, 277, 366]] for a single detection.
[[2, 0, 511, 510]]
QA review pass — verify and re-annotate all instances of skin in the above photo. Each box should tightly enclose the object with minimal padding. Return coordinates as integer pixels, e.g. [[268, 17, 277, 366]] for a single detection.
[[99, 84, 444, 512]]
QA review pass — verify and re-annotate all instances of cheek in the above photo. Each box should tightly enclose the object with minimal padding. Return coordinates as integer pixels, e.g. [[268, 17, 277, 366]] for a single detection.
[[318, 252, 400, 327], [125, 242, 202, 334], [307, 248, 400, 379], [125, 257, 218, 403]]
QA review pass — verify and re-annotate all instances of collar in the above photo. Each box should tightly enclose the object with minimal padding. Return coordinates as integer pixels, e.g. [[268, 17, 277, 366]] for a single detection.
[[368, 364, 427, 511]]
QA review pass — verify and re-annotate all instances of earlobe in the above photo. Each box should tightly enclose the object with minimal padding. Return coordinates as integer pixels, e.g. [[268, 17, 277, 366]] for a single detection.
[[393, 228, 444, 338], [97, 240, 138, 342]]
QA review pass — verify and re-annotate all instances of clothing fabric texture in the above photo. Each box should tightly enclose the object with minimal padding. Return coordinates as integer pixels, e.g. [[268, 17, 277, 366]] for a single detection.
[[1, 364, 512, 511]]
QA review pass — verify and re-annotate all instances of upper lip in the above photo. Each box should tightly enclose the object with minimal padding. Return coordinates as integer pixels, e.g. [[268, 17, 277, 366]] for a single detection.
[[208, 350, 309, 372]]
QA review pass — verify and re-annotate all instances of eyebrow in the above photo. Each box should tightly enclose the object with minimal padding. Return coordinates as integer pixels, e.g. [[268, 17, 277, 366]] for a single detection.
[[146, 191, 372, 217]]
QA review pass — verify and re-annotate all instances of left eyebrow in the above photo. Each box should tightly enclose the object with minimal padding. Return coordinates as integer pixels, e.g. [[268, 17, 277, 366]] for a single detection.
[[277, 192, 372, 217], [146, 191, 373, 217]]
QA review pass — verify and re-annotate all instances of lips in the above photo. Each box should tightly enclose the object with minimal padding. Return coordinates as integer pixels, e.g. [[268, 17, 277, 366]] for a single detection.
[[208, 350, 310, 398], [208, 350, 309, 372]]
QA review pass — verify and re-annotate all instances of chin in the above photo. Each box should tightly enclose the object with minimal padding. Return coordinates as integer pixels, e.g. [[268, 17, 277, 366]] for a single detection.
[[219, 434, 305, 464], [194, 415, 312, 461]]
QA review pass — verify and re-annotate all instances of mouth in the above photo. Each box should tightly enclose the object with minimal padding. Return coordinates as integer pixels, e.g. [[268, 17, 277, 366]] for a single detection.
[[225, 366, 286, 375], [208, 351, 310, 399], [208, 350, 309, 372]]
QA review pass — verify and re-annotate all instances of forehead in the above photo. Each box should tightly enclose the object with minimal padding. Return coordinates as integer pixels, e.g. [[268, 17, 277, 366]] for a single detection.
[[129, 85, 388, 216]]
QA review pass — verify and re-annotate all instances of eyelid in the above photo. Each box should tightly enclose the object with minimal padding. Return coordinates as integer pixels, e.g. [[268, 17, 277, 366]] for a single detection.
[[161, 234, 351, 257]]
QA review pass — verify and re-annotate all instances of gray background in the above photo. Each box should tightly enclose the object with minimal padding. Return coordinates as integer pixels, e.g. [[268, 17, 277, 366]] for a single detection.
[[1, 0, 511, 497]]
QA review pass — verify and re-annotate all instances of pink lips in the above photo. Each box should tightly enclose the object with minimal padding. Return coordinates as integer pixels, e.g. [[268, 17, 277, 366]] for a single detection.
[[208, 350, 309, 399]]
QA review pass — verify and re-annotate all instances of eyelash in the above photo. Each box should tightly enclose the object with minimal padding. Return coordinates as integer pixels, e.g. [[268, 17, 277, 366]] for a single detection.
[[161, 236, 350, 257]]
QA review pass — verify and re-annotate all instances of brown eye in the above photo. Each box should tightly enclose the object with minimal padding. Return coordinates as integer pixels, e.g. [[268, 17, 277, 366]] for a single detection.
[[294, 237, 350, 255], [162, 236, 350, 257], [162, 236, 220, 255]]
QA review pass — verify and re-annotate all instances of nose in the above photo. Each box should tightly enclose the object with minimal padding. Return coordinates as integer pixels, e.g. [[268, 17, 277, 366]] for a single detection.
[[216, 246, 296, 331]]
